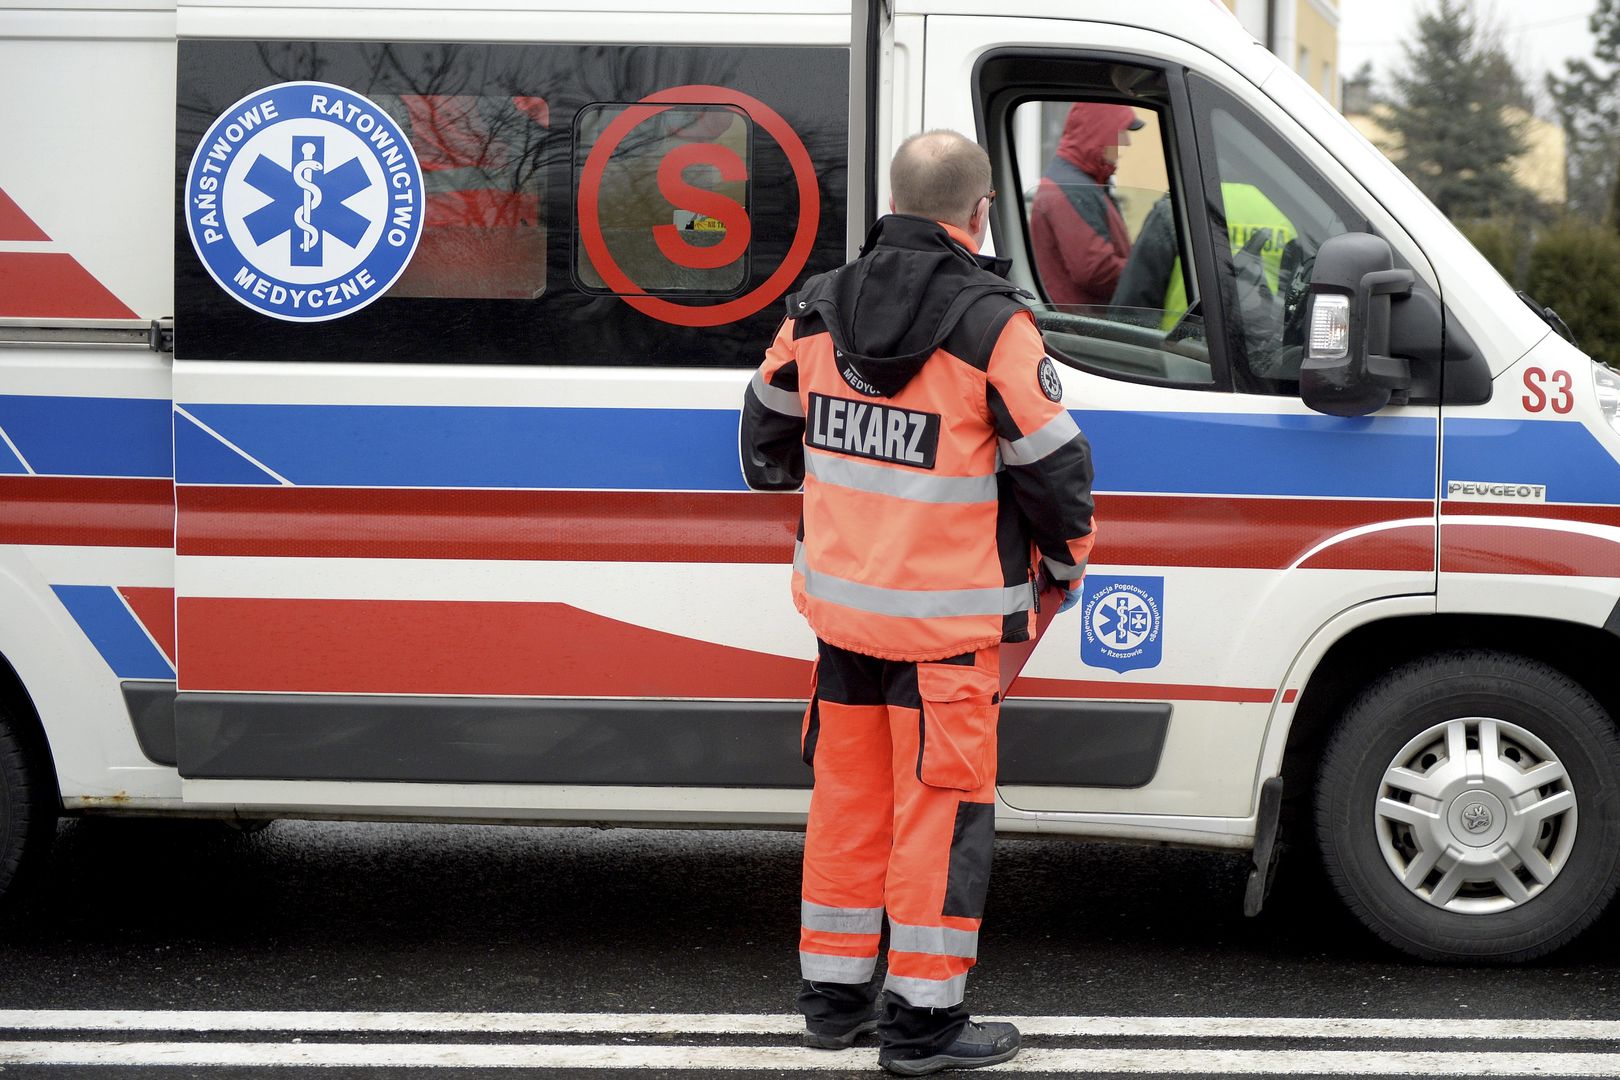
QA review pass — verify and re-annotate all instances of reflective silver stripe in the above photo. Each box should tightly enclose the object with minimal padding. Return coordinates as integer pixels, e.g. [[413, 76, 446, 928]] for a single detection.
[[805, 450, 996, 505], [883, 971, 969, 1008], [888, 920, 980, 959], [751, 369, 804, 418], [998, 410, 1081, 466], [801, 951, 878, 983], [793, 545, 1031, 619], [1042, 556, 1088, 583], [801, 900, 884, 935]]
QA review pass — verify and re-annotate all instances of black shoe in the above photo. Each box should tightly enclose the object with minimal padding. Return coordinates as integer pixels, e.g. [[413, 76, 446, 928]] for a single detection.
[[802, 1016, 878, 1050], [878, 1021, 1020, 1075]]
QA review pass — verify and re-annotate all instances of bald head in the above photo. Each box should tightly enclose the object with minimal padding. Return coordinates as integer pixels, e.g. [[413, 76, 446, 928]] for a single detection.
[[890, 130, 992, 228]]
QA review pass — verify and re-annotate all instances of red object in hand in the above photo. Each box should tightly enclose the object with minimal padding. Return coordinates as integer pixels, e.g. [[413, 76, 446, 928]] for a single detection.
[[999, 584, 1068, 697]]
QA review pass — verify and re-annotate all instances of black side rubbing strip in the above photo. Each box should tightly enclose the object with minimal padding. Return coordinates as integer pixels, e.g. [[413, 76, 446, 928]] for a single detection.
[[123, 681, 177, 767], [175, 694, 813, 788], [997, 701, 1170, 788], [942, 801, 996, 919], [1605, 597, 1620, 640]]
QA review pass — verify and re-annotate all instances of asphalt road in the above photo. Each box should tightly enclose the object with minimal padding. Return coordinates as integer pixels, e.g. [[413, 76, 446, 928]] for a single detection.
[[0, 817, 1617, 1077]]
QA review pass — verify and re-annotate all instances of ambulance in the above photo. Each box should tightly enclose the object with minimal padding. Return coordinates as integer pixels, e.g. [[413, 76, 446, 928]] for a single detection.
[[2, 0, 1618, 965]]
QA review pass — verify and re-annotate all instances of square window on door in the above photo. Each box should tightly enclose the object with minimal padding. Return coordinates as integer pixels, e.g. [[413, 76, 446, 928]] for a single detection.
[[1009, 98, 1213, 387], [573, 103, 752, 297]]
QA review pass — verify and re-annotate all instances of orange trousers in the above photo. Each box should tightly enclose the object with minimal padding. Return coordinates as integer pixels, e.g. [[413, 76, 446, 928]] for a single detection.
[[798, 639, 1000, 1012]]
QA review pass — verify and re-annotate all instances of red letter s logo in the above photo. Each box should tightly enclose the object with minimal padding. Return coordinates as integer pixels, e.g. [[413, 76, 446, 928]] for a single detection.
[[652, 142, 751, 271], [1523, 367, 1548, 413]]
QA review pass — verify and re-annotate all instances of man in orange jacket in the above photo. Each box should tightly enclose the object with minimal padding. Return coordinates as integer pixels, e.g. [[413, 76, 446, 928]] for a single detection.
[[741, 130, 1097, 1076]]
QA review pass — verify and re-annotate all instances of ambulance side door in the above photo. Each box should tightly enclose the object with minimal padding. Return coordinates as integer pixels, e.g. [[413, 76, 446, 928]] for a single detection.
[[922, 17, 1441, 827], [167, 11, 852, 817]]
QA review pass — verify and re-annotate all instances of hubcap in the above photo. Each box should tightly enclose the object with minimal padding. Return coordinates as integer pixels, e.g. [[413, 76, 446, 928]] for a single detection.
[[1375, 717, 1577, 914]]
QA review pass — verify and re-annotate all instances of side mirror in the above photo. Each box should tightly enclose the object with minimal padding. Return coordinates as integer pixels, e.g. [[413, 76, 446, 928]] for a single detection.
[[1299, 233, 1415, 417]]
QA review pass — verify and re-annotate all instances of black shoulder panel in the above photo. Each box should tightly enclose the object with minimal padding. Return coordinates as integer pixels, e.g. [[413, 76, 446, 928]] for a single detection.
[[940, 293, 1026, 372], [792, 312, 828, 341]]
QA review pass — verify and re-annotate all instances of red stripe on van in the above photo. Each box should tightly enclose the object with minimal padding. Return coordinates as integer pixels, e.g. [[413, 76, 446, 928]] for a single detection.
[[0, 253, 137, 318], [1095, 495, 1427, 570], [1007, 676, 1280, 704], [176, 597, 813, 696], [1443, 501, 1620, 528], [1297, 525, 1434, 571], [176, 594, 1290, 704], [119, 586, 176, 664], [0, 189, 48, 242], [1440, 523, 1620, 578], [176, 486, 802, 563], [175, 487, 1429, 571], [0, 477, 172, 548]]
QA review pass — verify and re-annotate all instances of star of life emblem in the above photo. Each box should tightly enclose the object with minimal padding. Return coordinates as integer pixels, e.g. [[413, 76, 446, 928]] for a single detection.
[[1081, 576, 1165, 673], [184, 81, 424, 322], [1037, 356, 1065, 403]]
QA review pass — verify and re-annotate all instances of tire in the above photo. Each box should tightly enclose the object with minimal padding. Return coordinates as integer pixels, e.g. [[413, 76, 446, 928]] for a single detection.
[[0, 706, 55, 905], [1314, 650, 1620, 963]]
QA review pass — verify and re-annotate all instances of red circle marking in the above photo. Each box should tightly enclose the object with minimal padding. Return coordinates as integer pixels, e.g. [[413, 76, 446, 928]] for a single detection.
[[577, 85, 821, 328]]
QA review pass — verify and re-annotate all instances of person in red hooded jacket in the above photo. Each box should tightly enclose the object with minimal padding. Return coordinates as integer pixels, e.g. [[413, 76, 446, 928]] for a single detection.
[[1029, 103, 1143, 308]]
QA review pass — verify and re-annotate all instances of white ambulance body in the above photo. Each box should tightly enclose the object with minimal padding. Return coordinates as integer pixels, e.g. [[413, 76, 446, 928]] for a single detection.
[[2, 0, 1618, 962]]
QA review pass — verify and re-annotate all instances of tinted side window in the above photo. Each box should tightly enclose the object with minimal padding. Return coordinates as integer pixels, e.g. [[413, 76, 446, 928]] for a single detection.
[[175, 40, 847, 366], [1013, 98, 1211, 388]]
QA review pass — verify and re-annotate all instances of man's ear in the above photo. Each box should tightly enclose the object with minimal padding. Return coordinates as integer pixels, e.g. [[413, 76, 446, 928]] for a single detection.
[[969, 195, 990, 237], [888, 195, 897, 213]]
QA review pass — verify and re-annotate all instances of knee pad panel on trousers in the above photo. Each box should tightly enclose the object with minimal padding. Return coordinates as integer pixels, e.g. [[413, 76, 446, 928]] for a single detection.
[[802, 693, 820, 766], [943, 800, 995, 919]]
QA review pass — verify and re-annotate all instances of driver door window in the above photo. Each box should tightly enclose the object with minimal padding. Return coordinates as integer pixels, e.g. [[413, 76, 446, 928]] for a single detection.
[[1188, 74, 1371, 395], [1007, 92, 1213, 388]]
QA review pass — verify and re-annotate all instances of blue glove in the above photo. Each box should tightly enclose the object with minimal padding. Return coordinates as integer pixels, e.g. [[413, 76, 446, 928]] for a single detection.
[[1058, 586, 1081, 614]]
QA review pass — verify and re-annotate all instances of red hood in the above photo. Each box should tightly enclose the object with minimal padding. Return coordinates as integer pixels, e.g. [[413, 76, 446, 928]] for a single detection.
[[1055, 103, 1137, 183]]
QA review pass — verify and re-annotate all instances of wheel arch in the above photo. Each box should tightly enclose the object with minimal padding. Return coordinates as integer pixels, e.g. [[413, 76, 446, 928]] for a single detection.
[[1275, 611, 1620, 836], [0, 647, 60, 810]]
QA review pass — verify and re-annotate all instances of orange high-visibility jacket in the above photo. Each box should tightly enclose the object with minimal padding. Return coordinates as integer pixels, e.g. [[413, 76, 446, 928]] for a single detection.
[[742, 214, 1097, 662]]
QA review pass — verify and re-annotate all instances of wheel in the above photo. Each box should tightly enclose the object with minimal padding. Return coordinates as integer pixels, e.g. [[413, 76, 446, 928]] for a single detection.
[[0, 706, 55, 904], [1314, 650, 1620, 962]]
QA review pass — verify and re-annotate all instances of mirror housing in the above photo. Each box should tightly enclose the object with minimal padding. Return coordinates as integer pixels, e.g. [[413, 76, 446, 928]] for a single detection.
[[1300, 233, 1415, 417]]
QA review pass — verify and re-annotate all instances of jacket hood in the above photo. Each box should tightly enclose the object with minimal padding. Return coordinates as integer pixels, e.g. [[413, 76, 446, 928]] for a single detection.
[[1055, 102, 1137, 183], [784, 215, 1026, 399]]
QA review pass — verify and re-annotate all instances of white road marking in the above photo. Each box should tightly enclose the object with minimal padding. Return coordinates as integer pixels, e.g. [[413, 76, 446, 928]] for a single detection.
[[0, 1010, 1616, 1041], [0, 1042, 1619, 1074]]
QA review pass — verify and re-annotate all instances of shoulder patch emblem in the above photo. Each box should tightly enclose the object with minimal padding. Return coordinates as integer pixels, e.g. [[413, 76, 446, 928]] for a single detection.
[[1037, 356, 1065, 403]]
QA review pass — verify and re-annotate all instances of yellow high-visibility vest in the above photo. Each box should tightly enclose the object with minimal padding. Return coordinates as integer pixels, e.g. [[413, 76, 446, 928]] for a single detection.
[[1163, 183, 1295, 329]]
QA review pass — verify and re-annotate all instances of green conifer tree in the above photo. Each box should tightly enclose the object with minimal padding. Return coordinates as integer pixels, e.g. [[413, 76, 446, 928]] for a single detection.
[[1548, 0, 1620, 226], [1387, 0, 1532, 220]]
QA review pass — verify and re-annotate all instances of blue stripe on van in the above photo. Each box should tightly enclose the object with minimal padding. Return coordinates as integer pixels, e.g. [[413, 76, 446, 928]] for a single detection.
[[1078, 410, 1437, 499], [173, 411, 282, 486], [0, 431, 28, 474], [51, 585, 176, 680], [179, 403, 1441, 499], [182, 403, 751, 491], [0, 396, 171, 479], [1444, 418, 1620, 506]]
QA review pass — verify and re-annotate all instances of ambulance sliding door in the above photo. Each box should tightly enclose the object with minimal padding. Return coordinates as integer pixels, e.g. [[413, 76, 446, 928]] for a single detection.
[[925, 17, 1441, 829], [169, 8, 850, 821]]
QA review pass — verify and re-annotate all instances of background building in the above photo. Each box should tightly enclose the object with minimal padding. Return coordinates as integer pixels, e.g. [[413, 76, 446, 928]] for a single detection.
[[1225, 0, 1342, 107]]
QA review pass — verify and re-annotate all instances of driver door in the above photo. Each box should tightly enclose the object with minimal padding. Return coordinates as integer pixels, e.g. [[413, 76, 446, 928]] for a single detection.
[[922, 18, 1441, 824]]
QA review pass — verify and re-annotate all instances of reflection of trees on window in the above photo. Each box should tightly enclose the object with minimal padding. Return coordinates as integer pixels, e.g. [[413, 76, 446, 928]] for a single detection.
[[384, 94, 550, 299], [574, 105, 752, 296]]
